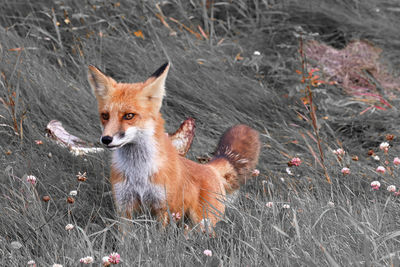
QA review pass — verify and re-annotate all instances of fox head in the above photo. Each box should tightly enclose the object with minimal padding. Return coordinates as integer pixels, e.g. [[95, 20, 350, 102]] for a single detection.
[[88, 63, 170, 149]]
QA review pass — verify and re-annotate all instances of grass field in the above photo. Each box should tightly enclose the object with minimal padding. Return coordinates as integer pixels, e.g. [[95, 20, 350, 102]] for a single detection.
[[1, 0, 400, 266]]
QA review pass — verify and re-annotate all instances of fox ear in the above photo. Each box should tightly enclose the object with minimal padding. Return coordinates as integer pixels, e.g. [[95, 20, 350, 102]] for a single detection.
[[142, 62, 170, 109], [88, 65, 115, 99]]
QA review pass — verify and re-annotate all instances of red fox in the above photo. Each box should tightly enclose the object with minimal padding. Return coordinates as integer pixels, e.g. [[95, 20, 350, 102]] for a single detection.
[[88, 63, 260, 228]]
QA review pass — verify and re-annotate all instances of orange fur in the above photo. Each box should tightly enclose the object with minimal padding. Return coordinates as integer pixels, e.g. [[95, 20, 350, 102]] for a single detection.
[[88, 63, 260, 228]]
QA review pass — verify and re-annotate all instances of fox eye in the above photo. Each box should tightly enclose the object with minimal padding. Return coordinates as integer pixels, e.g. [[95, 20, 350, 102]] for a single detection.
[[101, 113, 109, 120], [123, 113, 135, 120]]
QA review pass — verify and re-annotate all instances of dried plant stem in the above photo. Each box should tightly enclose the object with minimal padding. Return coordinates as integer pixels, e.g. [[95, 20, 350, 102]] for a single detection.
[[51, 8, 63, 51], [299, 36, 331, 184]]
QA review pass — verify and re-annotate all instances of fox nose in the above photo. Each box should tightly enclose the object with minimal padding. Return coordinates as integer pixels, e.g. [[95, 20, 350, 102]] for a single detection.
[[101, 136, 113, 145]]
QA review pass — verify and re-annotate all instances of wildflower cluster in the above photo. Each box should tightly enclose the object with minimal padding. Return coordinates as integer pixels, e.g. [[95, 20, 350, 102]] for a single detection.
[[78, 253, 120, 266], [365, 138, 400, 195], [330, 140, 400, 197]]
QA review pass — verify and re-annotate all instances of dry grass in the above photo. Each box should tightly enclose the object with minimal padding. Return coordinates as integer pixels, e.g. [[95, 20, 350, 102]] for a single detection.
[[1, 0, 400, 266]]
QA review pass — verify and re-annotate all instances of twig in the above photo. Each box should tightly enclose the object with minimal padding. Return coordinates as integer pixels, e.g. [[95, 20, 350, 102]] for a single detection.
[[169, 17, 202, 39], [155, 3, 177, 36]]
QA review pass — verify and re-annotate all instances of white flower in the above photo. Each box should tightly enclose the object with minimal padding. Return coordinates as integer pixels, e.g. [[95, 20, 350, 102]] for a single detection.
[[65, 224, 74, 231], [52, 264, 63, 267], [333, 148, 345, 155], [203, 249, 212, 257], [282, 204, 290, 209], [327, 201, 335, 208], [285, 167, 293, 176], [371, 181, 381, 187], [27, 260, 36, 266], [371, 180, 381, 188], [379, 142, 390, 151], [373, 155, 380, 161], [79, 256, 94, 264], [387, 185, 396, 192], [266, 202, 273, 208], [69, 190, 78, 196], [253, 51, 261, 56], [102, 256, 111, 266]]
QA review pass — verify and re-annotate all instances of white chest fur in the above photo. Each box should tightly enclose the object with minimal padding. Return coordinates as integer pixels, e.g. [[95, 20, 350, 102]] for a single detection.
[[111, 130, 165, 211]]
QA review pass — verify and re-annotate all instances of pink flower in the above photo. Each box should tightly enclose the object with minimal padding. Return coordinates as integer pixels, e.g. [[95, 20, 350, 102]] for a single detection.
[[376, 166, 386, 174], [289, 157, 301, 167], [108, 252, 120, 264], [333, 148, 345, 156], [79, 256, 94, 264], [371, 181, 381, 190], [395, 191, 400, 197], [379, 142, 389, 152], [394, 157, 400, 166], [266, 202, 273, 208], [341, 167, 350, 175], [252, 169, 260, 177], [26, 175, 37, 185], [387, 185, 396, 192], [203, 249, 212, 257]]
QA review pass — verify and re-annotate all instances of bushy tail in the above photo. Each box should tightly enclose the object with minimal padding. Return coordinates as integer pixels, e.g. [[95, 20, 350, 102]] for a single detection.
[[208, 124, 260, 194]]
